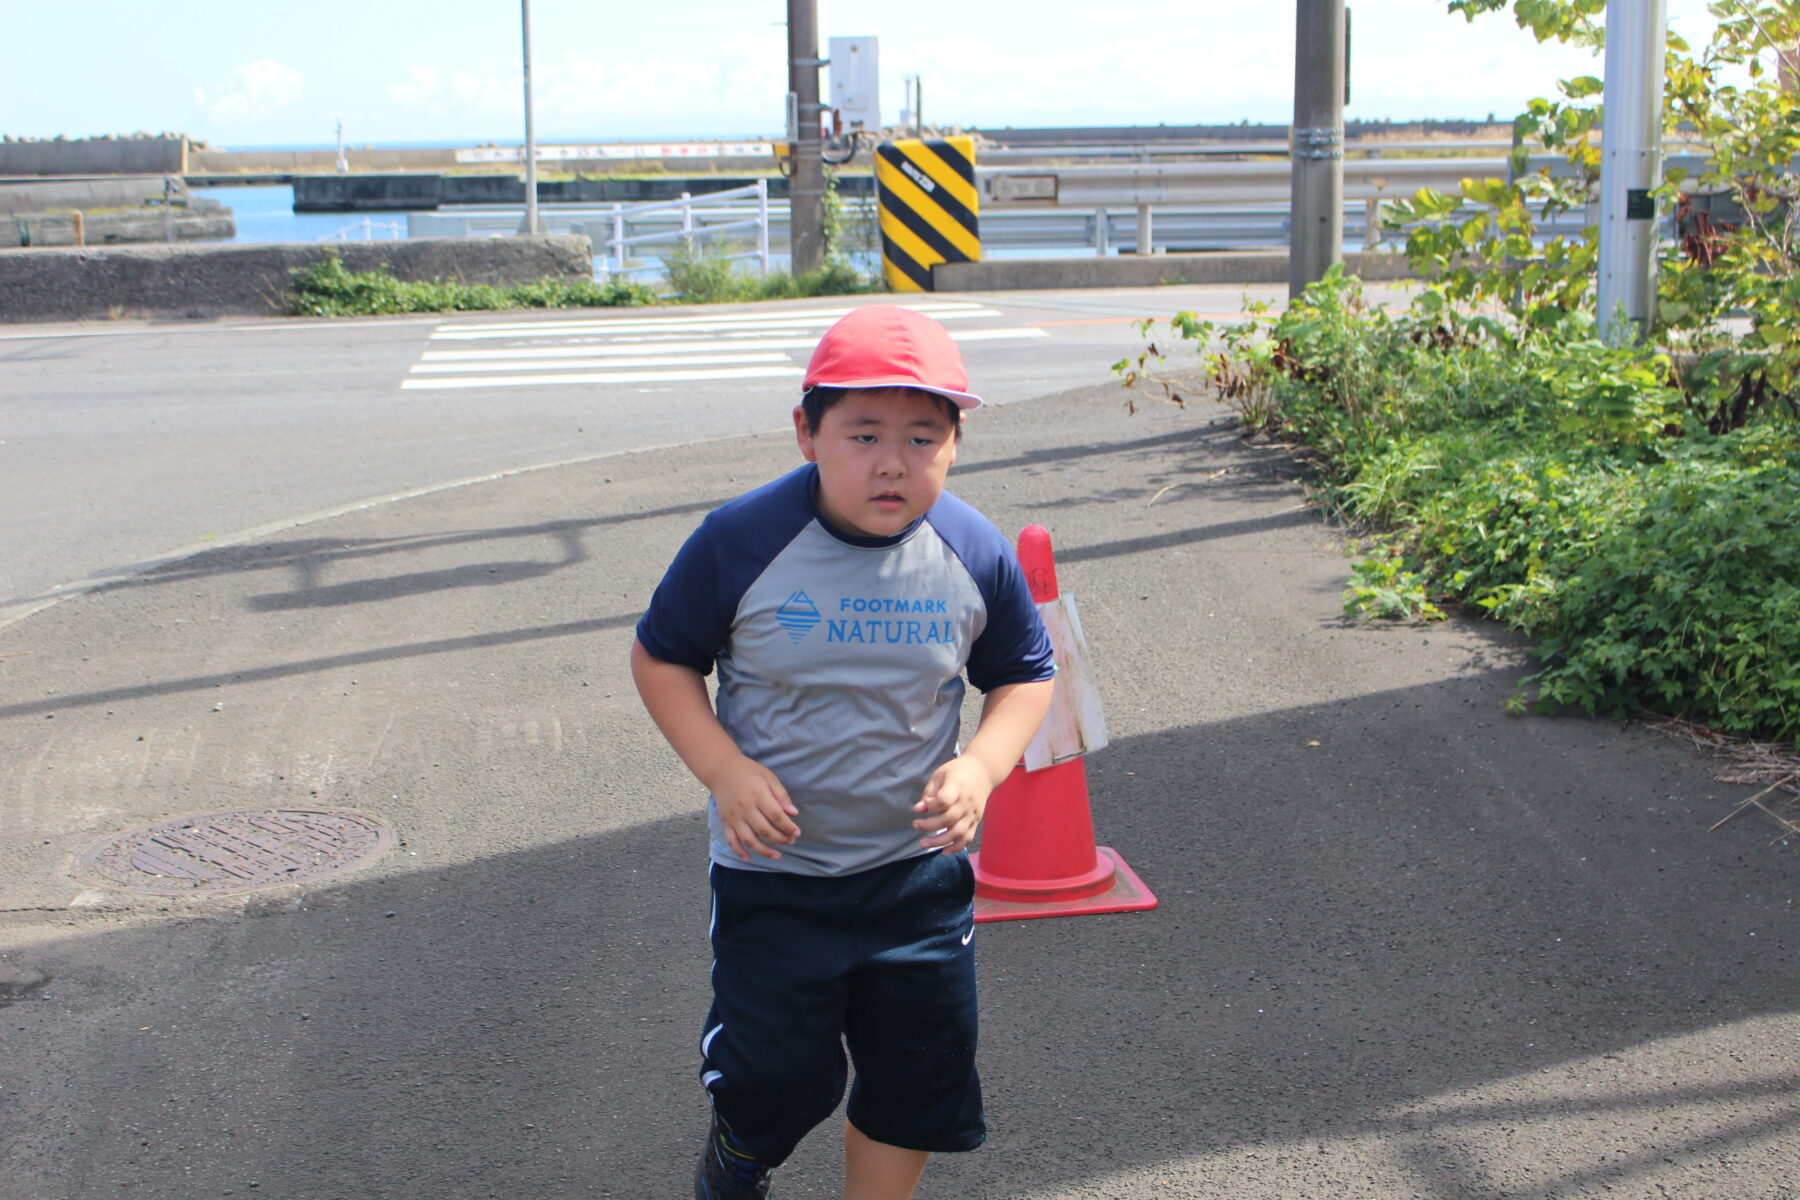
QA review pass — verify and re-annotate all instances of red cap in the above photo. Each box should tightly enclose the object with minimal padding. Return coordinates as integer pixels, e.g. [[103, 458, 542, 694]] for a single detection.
[[802, 305, 983, 410]]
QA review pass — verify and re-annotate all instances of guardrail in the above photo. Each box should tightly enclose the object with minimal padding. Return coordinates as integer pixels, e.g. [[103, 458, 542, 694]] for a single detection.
[[386, 152, 1770, 267], [406, 181, 772, 278], [320, 218, 405, 242], [979, 140, 1518, 161], [976, 153, 1729, 255]]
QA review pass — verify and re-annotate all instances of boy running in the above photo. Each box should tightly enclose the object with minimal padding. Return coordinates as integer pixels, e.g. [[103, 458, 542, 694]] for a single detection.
[[633, 304, 1055, 1199]]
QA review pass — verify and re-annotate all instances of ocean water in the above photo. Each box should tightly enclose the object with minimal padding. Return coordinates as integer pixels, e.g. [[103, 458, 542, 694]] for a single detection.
[[187, 181, 1111, 274], [190, 184, 417, 244]]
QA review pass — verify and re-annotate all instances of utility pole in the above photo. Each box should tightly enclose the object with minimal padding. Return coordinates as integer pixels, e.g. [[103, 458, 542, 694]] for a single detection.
[[521, 0, 540, 236], [1595, 0, 1666, 345], [1289, 0, 1346, 299], [787, 0, 825, 274]]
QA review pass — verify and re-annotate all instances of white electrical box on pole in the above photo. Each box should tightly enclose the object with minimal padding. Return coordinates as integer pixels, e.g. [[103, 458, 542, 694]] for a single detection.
[[828, 37, 880, 133], [1596, 0, 1667, 345]]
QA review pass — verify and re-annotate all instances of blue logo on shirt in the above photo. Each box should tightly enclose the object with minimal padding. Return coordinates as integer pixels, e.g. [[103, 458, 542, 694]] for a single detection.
[[775, 590, 822, 641]]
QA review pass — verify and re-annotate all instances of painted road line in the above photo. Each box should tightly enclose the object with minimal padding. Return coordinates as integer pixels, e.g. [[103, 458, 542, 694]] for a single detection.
[[414, 327, 1048, 364], [410, 352, 793, 374], [399, 365, 806, 390], [949, 327, 1049, 343], [428, 308, 1003, 341], [434, 300, 995, 334], [420, 339, 824, 361]]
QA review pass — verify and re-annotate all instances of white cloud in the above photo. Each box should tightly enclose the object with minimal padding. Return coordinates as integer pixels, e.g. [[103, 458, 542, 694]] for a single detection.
[[535, 50, 784, 131], [193, 59, 303, 123], [387, 66, 443, 109], [448, 69, 519, 116]]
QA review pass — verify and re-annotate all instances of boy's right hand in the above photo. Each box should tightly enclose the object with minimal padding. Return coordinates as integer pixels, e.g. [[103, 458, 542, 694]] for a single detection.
[[710, 755, 801, 862]]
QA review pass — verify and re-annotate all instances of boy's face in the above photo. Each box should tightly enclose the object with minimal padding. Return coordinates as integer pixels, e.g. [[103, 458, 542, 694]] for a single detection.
[[793, 387, 960, 539]]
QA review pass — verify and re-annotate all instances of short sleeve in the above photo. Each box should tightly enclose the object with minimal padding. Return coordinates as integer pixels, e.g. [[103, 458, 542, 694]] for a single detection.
[[965, 546, 1056, 693], [635, 520, 735, 675], [634, 465, 821, 675]]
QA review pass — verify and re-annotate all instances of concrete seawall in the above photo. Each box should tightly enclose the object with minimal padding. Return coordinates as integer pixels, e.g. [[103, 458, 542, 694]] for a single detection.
[[0, 136, 187, 175], [7, 210, 234, 248], [0, 235, 594, 324], [0, 176, 192, 216], [291, 173, 871, 211]]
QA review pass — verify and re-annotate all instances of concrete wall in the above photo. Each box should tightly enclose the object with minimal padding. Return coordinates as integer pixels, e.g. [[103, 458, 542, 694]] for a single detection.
[[0, 235, 594, 324], [0, 176, 190, 216], [291, 172, 864, 212], [189, 147, 776, 176], [933, 250, 1418, 290], [293, 174, 449, 212], [190, 147, 463, 174], [0, 137, 187, 176], [6, 210, 233, 248]]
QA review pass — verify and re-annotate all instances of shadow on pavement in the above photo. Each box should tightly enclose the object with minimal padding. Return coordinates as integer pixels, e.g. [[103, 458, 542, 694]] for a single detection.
[[4, 387, 1794, 1199], [5, 675, 1796, 1200]]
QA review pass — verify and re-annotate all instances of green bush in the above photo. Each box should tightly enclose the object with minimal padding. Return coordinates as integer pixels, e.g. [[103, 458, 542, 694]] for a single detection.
[[1115, 0, 1800, 743], [657, 238, 876, 304], [1118, 265, 1800, 743], [288, 250, 654, 316]]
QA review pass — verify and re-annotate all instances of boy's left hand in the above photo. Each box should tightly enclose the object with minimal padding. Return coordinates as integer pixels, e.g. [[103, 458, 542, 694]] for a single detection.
[[913, 756, 995, 852]]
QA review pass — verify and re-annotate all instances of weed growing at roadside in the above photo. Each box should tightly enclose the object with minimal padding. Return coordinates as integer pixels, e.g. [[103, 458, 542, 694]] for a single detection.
[[656, 238, 876, 304], [288, 250, 654, 316], [1118, 266, 1800, 743]]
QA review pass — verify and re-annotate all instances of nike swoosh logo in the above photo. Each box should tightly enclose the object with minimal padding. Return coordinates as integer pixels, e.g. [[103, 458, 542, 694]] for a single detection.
[[960, 928, 974, 945]]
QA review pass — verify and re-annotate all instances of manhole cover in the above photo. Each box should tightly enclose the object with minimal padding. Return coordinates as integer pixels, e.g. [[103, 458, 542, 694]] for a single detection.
[[74, 808, 395, 896]]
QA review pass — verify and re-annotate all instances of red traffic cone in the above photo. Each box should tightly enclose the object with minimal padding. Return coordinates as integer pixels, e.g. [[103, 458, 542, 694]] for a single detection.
[[971, 525, 1157, 922]]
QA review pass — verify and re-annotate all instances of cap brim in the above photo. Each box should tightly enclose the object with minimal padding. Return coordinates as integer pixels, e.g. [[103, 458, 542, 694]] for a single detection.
[[805, 377, 983, 410]]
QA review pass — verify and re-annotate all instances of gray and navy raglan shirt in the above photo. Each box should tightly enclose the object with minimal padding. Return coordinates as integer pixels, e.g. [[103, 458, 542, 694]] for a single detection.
[[636, 463, 1055, 878]]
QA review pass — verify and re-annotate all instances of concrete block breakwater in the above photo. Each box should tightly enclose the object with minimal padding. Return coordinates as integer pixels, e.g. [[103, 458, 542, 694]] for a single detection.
[[0, 235, 594, 324]]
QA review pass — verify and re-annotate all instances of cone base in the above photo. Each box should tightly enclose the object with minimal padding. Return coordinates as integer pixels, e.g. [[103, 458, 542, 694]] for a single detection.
[[972, 847, 1158, 923]]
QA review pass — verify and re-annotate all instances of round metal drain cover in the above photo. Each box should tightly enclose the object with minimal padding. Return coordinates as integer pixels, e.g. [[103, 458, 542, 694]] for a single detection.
[[74, 808, 395, 896]]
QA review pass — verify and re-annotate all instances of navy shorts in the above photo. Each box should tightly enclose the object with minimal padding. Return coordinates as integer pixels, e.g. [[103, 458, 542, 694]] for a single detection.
[[699, 850, 983, 1165]]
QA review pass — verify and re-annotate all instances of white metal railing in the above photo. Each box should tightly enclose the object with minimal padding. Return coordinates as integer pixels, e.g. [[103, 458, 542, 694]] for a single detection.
[[404, 181, 773, 278], [319, 218, 405, 242], [576, 180, 772, 279]]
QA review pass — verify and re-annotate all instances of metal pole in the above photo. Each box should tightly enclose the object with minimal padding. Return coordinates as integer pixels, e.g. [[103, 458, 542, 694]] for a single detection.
[[1289, 0, 1346, 299], [1596, 0, 1667, 345], [756, 178, 771, 277], [787, 0, 826, 274], [521, 0, 540, 236], [1136, 204, 1153, 255]]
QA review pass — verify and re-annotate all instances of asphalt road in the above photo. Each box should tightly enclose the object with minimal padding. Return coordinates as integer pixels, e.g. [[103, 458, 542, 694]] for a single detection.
[[0, 285, 1323, 625], [1, 289, 1795, 1199]]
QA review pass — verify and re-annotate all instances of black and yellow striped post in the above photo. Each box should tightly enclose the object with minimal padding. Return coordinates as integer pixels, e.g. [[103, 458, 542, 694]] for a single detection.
[[874, 137, 979, 292]]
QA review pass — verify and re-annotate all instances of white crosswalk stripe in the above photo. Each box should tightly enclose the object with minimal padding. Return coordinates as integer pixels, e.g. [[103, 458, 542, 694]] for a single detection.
[[400, 300, 1047, 391]]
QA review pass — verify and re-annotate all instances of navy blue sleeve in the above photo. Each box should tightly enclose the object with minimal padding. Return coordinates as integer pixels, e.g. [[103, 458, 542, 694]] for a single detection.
[[928, 494, 1056, 693], [635, 466, 818, 675]]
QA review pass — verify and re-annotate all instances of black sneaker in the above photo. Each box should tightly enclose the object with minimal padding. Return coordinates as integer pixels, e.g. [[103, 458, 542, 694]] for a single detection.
[[694, 1113, 773, 1199]]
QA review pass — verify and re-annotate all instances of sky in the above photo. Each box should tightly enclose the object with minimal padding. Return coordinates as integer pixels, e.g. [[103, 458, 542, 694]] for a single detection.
[[0, 1, 1730, 149]]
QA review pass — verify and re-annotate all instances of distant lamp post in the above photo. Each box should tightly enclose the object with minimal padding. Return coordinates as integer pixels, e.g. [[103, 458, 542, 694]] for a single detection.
[[521, 0, 541, 236], [335, 118, 348, 173]]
